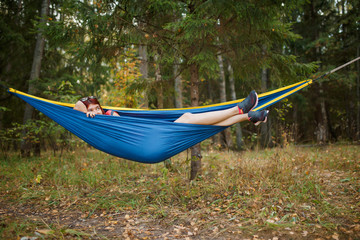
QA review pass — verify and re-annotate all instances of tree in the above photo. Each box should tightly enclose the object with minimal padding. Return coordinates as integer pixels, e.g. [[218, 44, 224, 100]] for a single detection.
[[357, 46, 360, 140], [260, 67, 273, 148], [228, 63, 244, 150], [174, 58, 183, 108], [139, 44, 149, 108], [289, 0, 359, 143], [218, 53, 233, 148], [1, 0, 40, 130], [21, 0, 49, 157]]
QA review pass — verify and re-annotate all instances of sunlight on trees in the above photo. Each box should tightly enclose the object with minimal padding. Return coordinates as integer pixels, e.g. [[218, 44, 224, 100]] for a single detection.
[[102, 47, 143, 108]]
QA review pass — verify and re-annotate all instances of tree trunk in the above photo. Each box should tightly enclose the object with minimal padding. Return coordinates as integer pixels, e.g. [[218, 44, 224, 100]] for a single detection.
[[260, 68, 273, 148], [218, 55, 226, 103], [189, 63, 202, 180], [293, 103, 299, 142], [33, 112, 41, 157], [357, 44, 360, 140], [207, 77, 219, 146], [306, 0, 328, 144], [21, 0, 49, 157], [228, 63, 244, 150], [315, 81, 328, 144], [217, 54, 232, 148], [154, 52, 171, 167], [0, 62, 12, 130], [154, 53, 163, 109], [139, 44, 149, 108], [0, 110, 3, 130], [174, 59, 183, 108]]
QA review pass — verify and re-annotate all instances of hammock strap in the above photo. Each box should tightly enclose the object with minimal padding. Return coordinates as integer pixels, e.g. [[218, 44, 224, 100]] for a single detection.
[[313, 56, 360, 81]]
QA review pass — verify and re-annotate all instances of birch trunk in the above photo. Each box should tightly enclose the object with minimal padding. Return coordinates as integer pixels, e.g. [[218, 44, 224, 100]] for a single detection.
[[228, 64, 244, 150], [139, 45, 149, 108], [174, 60, 183, 108], [154, 53, 163, 109], [217, 54, 232, 148]]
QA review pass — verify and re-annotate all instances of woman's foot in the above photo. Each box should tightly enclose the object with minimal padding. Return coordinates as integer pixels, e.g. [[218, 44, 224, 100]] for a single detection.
[[248, 110, 269, 126], [237, 90, 258, 114]]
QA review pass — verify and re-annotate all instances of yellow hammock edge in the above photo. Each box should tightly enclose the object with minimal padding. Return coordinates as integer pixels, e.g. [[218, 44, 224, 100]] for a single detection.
[[8, 79, 312, 111]]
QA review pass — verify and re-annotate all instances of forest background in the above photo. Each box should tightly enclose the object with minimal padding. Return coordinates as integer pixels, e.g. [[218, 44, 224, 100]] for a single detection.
[[0, 0, 359, 156]]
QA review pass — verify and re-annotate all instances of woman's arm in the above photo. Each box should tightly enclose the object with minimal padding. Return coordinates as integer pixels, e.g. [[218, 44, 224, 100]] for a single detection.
[[74, 101, 87, 113]]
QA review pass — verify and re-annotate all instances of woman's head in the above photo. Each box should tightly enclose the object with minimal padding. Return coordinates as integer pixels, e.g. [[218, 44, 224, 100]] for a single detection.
[[79, 96, 105, 115]]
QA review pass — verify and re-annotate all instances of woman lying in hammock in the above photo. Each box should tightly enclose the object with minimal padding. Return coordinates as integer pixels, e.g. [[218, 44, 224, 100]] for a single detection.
[[74, 91, 269, 126]]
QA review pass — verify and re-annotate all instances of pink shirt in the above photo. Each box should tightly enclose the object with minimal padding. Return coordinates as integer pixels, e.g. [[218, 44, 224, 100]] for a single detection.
[[105, 110, 115, 116]]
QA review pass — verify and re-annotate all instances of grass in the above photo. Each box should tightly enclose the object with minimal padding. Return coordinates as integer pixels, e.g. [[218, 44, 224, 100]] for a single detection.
[[0, 143, 359, 239]]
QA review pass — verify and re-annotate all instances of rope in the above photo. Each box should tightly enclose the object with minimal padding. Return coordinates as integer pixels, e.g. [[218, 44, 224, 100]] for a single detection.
[[313, 56, 360, 81]]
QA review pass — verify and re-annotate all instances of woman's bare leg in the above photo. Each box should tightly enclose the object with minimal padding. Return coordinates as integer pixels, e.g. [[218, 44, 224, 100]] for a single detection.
[[174, 90, 260, 126], [214, 110, 269, 126], [213, 114, 249, 126], [175, 109, 269, 126], [174, 106, 239, 125]]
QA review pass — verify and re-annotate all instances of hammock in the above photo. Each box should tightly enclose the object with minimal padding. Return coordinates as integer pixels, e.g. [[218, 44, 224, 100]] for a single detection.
[[7, 79, 313, 163]]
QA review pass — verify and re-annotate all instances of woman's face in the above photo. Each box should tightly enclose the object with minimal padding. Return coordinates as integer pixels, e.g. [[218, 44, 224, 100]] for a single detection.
[[87, 103, 103, 115]]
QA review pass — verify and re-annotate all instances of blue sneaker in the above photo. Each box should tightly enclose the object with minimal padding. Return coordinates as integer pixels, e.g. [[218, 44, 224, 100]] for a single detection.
[[248, 110, 269, 126], [237, 90, 258, 114]]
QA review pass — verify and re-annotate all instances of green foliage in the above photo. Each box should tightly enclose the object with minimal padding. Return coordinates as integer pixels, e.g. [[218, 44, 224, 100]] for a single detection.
[[0, 106, 10, 112], [1, 0, 359, 148], [101, 47, 144, 107], [0, 118, 82, 159], [287, 0, 360, 142]]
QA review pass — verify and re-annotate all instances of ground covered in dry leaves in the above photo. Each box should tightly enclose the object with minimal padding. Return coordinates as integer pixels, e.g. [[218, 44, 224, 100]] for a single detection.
[[0, 143, 359, 239]]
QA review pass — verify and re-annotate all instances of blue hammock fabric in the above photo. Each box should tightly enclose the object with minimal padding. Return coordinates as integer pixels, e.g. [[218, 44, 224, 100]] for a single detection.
[[8, 79, 312, 163]]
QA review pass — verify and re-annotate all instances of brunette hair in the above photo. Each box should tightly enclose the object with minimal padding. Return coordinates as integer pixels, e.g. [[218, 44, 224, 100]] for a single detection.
[[80, 96, 105, 114]]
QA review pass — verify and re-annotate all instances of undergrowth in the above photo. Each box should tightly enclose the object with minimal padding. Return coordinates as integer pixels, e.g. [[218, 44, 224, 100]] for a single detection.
[[0, 143, 359, 239]]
